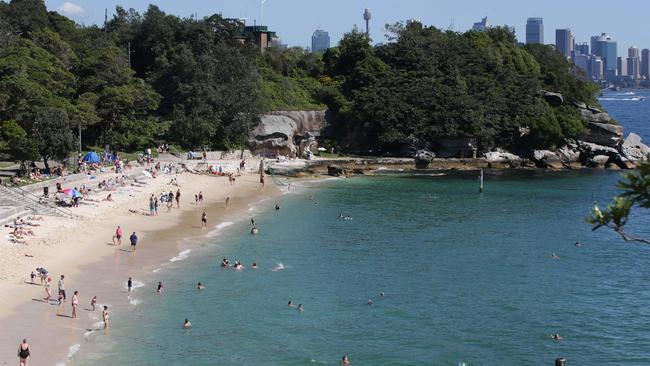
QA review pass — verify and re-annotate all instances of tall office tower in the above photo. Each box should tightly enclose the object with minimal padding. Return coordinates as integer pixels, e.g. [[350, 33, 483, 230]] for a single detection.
[[642, 48, 650, 79], [575, 42, 589, 55], [590, 56, 604, 80], [574, 53, 590, 76], [617, 57, 627, 77], [627, 46, 641, 79], [526, 18, 544, 44], [363, 8, 371, 36], [591, 33, 617, 80], [472, 16, 489, 31], [311, 29, 330, 53], [555, 29, 574, 57]]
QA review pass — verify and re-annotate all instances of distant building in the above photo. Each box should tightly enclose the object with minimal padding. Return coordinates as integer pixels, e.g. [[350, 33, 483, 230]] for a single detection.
[[244, 25, 276, 52], [617, 56, 628, 77], [311, 29, 330, 53], [642, 48, 650, 79], [472, 16, 489, 31], [591, 33, 617, 80], [627, 46, 641, 79], [575, 42, 589, 55], [555, 28, 574, 58], [525, 17, 544, 44], [590, 56, 604, 80], [573, 53, 590, 76]]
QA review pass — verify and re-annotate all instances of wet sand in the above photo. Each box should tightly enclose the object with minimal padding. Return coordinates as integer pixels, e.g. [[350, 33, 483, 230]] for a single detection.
[[0, 170, 281, 365]]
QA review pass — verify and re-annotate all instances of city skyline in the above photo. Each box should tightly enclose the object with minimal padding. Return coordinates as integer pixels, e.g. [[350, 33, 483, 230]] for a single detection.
[[42, 0, 650, 56]]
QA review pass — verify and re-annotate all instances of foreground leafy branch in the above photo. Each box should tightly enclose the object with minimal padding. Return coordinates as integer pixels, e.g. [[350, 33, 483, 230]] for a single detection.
[[587, 160, 650, 244]]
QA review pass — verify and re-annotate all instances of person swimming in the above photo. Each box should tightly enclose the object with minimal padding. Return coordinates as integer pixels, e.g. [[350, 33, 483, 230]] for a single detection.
[[367, 299, 373, 305], [221, 258, 230, 267], [380, 292, 385, 298], [575, 241, 581, 247], [340, 355, 350, 365], [297, 304, 304, 312], [288, 300, 295, 308], [197, 282, 205, 290], [252, 262, 258, 269], [234, 261, 244, 270], [250, 227, 259, 235], [551, 253, 560, 260], [550, 333, 563, 340], [183, 318, 192, 329]]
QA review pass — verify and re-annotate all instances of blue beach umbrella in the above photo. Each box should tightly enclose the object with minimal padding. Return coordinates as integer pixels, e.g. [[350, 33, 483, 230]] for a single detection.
[[82, 151, 100, 164]]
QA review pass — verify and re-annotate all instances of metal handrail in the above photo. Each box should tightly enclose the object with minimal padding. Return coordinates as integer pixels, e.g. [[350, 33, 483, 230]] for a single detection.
[[1, 185, 75, 218]]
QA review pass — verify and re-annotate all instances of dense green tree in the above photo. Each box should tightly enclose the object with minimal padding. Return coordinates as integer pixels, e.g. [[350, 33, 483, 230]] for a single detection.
[[29, 107, 75, 170]]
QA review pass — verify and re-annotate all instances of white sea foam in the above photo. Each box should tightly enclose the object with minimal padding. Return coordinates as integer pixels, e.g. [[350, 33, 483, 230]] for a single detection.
[[152, 267, 161, 273], [126, 280, 145, 291], [272, 262, 287, 272], [599, 97, 644, 101], [67, 344, 80, 359], [129, 297, 141, 306], [92, 321, 104, 328], [170, 249, 191, 262]]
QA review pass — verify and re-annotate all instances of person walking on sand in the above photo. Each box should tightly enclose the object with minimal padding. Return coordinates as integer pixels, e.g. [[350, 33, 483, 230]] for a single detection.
[[102, 306, 109, 329], [17, 339, 30, 366], [113, 226, 123, 245], [127, 277, 133, 293], [175, 189, 181, 208], [157, 281, 163, 293], [225, 196, 230, 208], [58, 275, 66, 302], [130, 232, 138, 252], [198, 191, 203, 204], [91, 296, 97, 311], [44, 277, 52, 301], [71, 291, 79, 318], [201, 211, 207, 228]]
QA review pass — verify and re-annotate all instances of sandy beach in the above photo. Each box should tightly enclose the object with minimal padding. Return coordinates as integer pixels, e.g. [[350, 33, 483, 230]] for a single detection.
[[0, 162, 282, 365]]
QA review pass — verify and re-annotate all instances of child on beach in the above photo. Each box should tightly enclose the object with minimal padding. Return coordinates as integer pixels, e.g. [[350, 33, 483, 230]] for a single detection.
[[113, 226, 123, 245]]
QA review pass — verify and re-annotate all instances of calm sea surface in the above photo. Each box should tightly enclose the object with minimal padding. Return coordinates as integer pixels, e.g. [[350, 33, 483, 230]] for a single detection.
[[72, 91, 650, 366]]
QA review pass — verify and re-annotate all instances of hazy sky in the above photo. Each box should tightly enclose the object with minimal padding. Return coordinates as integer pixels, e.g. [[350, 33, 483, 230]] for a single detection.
[[42, 0, 647, 55]]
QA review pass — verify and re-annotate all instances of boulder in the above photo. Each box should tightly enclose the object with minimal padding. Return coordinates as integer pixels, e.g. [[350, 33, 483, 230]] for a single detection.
[[539, 90, 564, 106], [578, 122, 623, 147], [327, 165, 346, 177], [414, 149, 436, 169], [620, 132, 650, 161], [572, 101, 587, 109], [485, 150, 522, 163], [590, 155, 610, 168], [577, 141, 619, 156], [532, 150, 563, 169], [249, 110, 327, 157]]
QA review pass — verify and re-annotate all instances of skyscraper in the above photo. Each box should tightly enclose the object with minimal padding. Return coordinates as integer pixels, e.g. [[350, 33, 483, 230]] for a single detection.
[[472, 16, 489, 31], [575, 42, 589, 56], [555, 28, 574, 58], [617, 57, 627, 77], [642, 48, 650, 79], [626, 46, 641, 79], [573, 53, 590, 76], [311, 29, 330, 53], [525, 18, 544, 44], [591, 33, 617, 80], [590, 56, 604, 80]]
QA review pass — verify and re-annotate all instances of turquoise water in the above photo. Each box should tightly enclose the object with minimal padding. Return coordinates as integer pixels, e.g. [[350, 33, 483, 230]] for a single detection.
[[73, 93, 650, 365], [74, 169, 650, 366]]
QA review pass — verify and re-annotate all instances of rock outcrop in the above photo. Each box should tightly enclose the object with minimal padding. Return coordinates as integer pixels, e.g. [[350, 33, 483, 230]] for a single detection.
[[578, 121, 623, 147], [327, 165, 346, 177], [249, 110, 327, 157], [620, 132, 650, 161], [539, 90, 564, 107], [532, 150, 563, 169]]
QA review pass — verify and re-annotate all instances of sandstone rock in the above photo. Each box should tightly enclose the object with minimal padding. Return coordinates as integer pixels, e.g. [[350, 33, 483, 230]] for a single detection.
[[249, 110, 327, 157], [590, 155, 610, 168], [556, 145, 581, 163], [578, 122, 623, 147], [414, 149, 436, 169], [620, 132, 650, 161], [539, 90, 564, 107], [485, 150, 522, 163], [327, 165, 346, 177], [572, 101, 587, 109], [532, 149, 562, 168]]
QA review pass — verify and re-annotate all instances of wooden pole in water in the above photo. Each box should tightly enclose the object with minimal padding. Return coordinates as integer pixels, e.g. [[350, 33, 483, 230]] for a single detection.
[[479, 169, 484, 193]]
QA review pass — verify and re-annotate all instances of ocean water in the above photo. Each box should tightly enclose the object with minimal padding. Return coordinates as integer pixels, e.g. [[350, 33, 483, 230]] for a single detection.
[[71, 93, 650, 366]]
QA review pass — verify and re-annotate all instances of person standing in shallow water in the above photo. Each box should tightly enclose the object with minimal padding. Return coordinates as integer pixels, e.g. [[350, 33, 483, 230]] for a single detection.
[[130, 232, 138, 252], [102, 306, 109, 329], [71, 290, 79, 318], [201, 211, 207, 228]]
